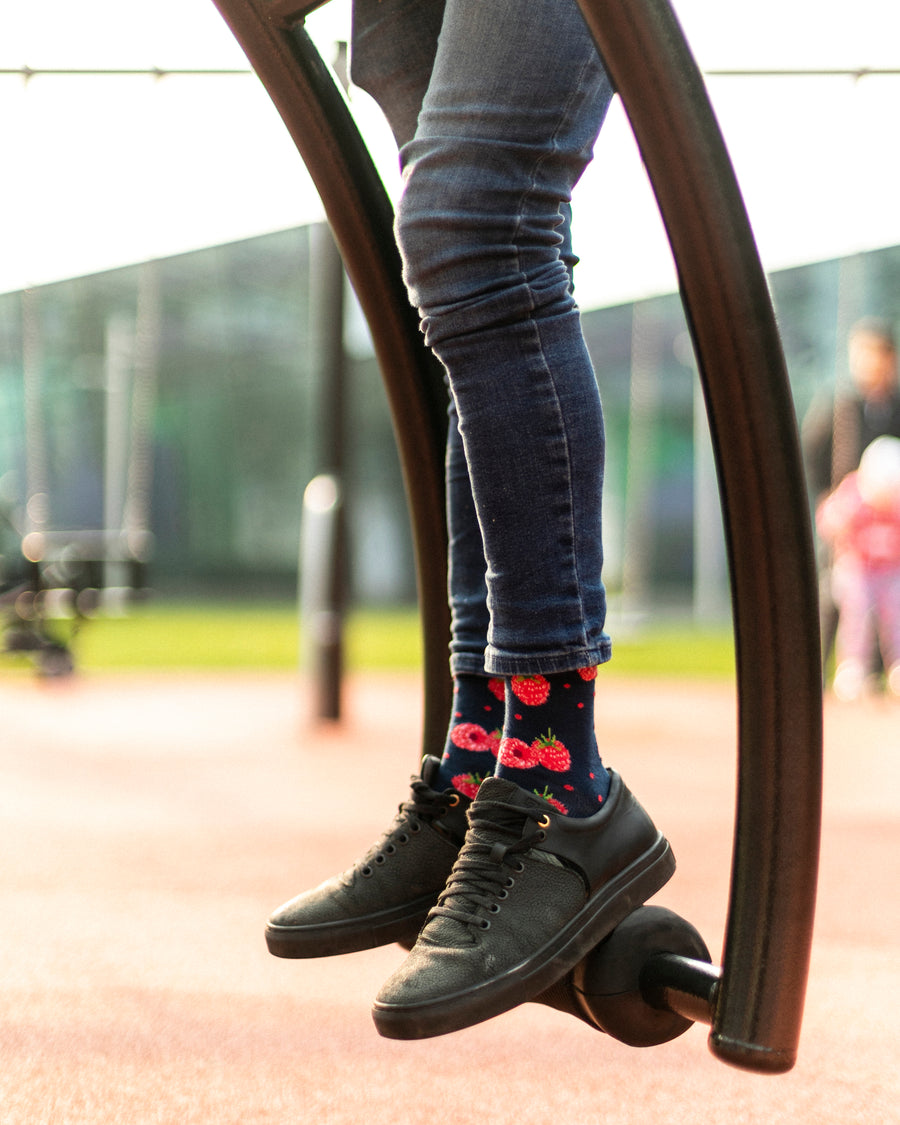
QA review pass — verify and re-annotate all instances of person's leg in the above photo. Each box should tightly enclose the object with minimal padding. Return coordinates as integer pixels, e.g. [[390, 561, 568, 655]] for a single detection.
[[350, 0, 510, 797], [266, 1, 465, 960], [395, 3, 612, 678], [832, 564, 876, 700], [872, 568, 900, 694], [267, 0, 541, 961], [352, 0, 615, 813], [349, 0, 446, 149], [435, 402, 506, 793], [374, 0, 674, 1038], [394, 0, 617, 816], [350, 0, 598, 810], [267, 0, 580, 957]]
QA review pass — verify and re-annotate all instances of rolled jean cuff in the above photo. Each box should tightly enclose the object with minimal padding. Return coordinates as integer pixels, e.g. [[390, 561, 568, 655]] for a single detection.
[[449, 651, 491, 677], [482, 637, 612, 677]]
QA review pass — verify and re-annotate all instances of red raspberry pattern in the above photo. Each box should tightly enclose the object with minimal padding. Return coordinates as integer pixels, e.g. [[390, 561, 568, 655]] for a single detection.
[[492, 668, 609, 817], [533, 731, 571, 771], [452, 772, 489, 799], [535, 787, 568, 815], [510, 674, 551, 706], [498, 736, 541, 769], [450, 722, 496, 753], [487, 678, 506, 701]]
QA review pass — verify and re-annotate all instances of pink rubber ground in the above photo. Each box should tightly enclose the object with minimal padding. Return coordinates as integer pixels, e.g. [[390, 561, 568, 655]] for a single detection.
[[2, 671, 897, 1124]]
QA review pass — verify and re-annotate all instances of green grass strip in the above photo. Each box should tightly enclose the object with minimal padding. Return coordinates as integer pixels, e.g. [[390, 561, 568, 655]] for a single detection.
[[3, 602, 734, 678]]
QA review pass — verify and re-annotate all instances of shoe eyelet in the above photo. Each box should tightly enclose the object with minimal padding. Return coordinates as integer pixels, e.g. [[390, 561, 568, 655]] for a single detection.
[[504, 877, 515, 889], [536, 830, 547, 842], [410, 821, 422, 834], [497, 888, 509, 899], [479, 919, 491, 930], [489, 903, 501, 914], [384, 844, 396, 855], [447, 794, 460, 807], [361, 865, 374, 878], [514, 861, 525, 873], [397, 833, 410, 845], [374, 854, 386, 866], [538, 814, 551, 828]]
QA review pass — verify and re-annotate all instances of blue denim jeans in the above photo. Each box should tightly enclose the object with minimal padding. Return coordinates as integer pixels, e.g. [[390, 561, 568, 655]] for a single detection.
[[351, 0, 614, 676]]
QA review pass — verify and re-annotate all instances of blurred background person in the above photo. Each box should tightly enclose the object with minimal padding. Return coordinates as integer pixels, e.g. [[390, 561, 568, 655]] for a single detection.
[[816, 435, 900, 700], [803, 318, 900, 677]]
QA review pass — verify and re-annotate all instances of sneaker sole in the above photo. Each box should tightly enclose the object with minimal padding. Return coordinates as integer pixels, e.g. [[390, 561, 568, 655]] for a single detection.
[[371, 833, 675, 1039], [265, 894, 435, 959]]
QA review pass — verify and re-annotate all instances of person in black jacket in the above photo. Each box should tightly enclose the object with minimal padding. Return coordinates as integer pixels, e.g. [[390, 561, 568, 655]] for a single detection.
[[802, 317, 900, 679]]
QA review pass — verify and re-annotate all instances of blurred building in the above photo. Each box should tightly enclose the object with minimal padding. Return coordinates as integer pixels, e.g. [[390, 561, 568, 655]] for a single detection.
[[1, 224, 898, 617]]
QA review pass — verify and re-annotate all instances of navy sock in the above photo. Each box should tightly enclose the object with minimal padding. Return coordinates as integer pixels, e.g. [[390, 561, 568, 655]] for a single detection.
[[437, 673, 504, 798], [495, 668, 610, 817]]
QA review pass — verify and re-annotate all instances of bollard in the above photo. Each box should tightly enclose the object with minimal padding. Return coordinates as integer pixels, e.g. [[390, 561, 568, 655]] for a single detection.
[[299, 473, 344, 722]]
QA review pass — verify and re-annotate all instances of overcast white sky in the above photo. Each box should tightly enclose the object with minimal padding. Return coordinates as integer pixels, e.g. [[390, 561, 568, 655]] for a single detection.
[[2, 0, 899, 306]]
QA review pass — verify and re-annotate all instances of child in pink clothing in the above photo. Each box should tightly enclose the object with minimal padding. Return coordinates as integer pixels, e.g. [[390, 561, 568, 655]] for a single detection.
[[817, 436, 900, 699]]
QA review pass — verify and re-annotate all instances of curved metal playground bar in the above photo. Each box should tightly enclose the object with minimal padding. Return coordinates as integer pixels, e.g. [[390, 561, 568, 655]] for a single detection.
[[210, 0, 823, 1075]]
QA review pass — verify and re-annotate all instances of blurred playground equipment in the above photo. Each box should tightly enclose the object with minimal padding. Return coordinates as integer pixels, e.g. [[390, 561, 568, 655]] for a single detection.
[[0, 275, 156, 674]]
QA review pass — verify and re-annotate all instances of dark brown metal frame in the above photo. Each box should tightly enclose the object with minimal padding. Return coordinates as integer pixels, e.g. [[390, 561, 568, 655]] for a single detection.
[[210, 0, 822, 1075]]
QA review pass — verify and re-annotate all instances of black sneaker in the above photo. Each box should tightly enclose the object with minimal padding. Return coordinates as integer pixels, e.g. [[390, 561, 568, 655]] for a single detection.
[[371, 770, 675, 1039], [265, 756, 470, 958]]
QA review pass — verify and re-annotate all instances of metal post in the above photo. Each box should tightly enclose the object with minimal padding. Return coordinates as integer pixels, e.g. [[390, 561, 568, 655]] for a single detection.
[[621, 303, 661, 620], [300, 473, 344, 721], [692, 379, 730, 623], [103, 315, 133, 599], [305, 219, 347, 721]]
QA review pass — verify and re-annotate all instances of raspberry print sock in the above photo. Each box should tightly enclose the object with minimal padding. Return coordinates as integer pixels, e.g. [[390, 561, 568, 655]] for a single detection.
[[495, 668, 611, 817], [438, 673, 505, 798]]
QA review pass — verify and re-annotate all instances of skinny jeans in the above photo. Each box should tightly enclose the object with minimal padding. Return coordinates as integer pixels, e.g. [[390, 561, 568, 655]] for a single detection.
[[350, 0, 615, 676]]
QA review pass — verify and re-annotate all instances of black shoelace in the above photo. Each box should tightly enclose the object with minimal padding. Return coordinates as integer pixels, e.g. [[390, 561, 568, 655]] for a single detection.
[[358, 778, 461, 877], [428, 801, 551, 931]]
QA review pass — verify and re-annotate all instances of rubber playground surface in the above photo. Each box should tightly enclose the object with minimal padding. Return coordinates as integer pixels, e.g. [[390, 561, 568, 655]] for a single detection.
[[2, 669, 897, 1125]]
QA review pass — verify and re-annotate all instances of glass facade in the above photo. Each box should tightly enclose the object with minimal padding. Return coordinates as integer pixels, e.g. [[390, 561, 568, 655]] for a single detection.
[[1, 226, 898, 614]]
